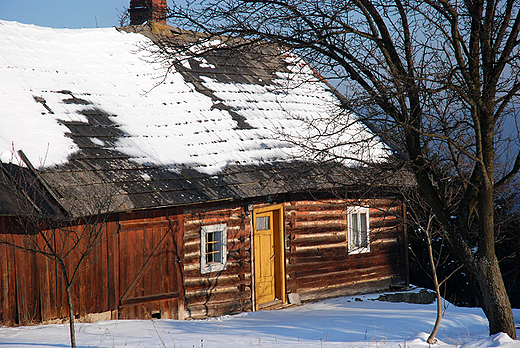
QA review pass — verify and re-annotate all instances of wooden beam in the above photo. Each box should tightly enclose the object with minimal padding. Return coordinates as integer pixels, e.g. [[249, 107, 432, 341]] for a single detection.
[[119, 291, 180, 307]]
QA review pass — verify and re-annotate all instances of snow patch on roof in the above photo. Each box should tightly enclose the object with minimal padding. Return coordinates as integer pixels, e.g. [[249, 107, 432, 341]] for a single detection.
[[0, 20, 390, 174]]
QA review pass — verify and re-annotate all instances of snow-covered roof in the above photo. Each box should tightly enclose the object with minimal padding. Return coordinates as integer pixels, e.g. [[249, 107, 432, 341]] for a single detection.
[[0, 20, 393, 216]]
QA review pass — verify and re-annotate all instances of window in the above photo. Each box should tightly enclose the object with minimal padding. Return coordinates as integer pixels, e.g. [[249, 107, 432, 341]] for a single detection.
[[347, 207, 370, 254], [200, 223, 227, 274], [256, 216, 270, 230]]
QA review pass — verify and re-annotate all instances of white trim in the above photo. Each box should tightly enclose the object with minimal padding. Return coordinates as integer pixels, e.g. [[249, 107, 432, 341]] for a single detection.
[[200, 223, 227, 274], [347, 206, 370, 254]]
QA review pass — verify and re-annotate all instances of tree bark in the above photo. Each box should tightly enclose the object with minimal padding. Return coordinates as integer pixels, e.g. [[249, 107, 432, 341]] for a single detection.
[[426, 230, 442, 344], [473, 105, 516, 339], [66, 283, 76, 348], [474, 252, 516, 338], [60, 260, 77, 348]]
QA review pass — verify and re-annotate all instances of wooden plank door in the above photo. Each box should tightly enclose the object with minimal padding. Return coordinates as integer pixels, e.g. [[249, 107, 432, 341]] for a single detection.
[[254, 211, 275, 306], [117, 210, 183, 319], [253, 204, 286, 310]]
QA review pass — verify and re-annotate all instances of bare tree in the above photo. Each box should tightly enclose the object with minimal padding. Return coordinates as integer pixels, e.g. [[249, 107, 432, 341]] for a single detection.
[[406, 191, 463, 344], [117, 6, 130, 27], [0, 154, 118, 348], [162, 0, 520, 338]]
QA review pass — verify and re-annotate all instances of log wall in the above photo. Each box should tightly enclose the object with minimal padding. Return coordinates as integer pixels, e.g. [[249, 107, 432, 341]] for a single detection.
[[284, 198, 407, 301], [0, 195, 407, 325], [182, 203, 253, 318]]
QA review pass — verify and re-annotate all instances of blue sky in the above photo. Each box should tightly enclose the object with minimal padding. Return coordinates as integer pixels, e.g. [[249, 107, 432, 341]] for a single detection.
[[0, 0, 172, 29]]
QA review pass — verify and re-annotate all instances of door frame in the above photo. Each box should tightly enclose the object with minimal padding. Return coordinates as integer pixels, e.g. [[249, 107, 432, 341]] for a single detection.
[[252, 204, 286, 310]]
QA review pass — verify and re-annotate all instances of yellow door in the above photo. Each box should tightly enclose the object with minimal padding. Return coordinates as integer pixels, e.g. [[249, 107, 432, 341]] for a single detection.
[[254, 211, 276, 306]]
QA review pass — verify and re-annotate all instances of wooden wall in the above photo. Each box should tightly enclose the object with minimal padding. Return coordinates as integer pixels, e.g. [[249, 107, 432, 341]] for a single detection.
[[0, 216, 119, 325], [0, 195, 407, 325], [0, 207, 183, 325], [117, 208, 183, 320], [182, 203, 253, 318], [179, 196, 407, 318], [284, 198, 407, 301]]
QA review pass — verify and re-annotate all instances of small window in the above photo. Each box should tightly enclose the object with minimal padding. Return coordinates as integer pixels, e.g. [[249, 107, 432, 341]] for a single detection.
[[201, 223, 227, 274], [256, 216, 270, 230], [348, 207, 370, 254]]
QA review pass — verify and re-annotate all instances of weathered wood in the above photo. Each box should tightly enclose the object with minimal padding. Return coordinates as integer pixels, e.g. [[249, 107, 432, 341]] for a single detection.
[[283, 198, 407, 302], [39, 255, 52, 321], [0, 238, 17, 324], [289, 212, 346, 223], [181, 204, 253, 316], [183, 261, 251, 279], [289, 234, 346, 248], [184, 274, 250, 291], [370, 239, 402, 253], [183, 219, 244, 234], [297, 277, 394, 302], [187, 299, 251, 318], [119, 298, 178, 319], [370, 218, 400, 230], [0, 195, 406, 324], [184, 205, 243, 217], [119, 219, 170, 231], [286, 223, 347, 236], [294, 264, 399, 291], [108, 222, 119, 313], [184, 215, 243, 226], [370, 205, 402, 216], [120, 291, 180, 307], [119, 226, 173, 302], [183, 245, 250, 264], [285, 202, 347, 212], [287, 253, 400, 278], [185, 287, 251, 305], [115, 210, 183, 320], [0, 209, 185, 324]]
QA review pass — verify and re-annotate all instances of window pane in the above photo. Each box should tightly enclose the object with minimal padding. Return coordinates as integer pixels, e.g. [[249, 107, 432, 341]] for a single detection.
[[206, 232, 213, 263], [213, 231, 222, 263], [352, 213, 359, 246], [360, 213, 367, 247], [206, 231, 221, 264], [256, 216, 270, 231]]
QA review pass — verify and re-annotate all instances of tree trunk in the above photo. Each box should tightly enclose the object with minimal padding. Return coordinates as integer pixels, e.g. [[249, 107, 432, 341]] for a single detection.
[[66, 284, 76, 348], [426, 230, 442, 344], [60, 260, 76, 348], [475, 122, 516, 339], [474, 254, 516, 339], [447, 220, 517, 339]]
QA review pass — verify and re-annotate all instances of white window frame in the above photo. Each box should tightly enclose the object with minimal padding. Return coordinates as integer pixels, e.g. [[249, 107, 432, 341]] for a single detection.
[[347, 206, 370, 254], [200, 223, 227, 274]]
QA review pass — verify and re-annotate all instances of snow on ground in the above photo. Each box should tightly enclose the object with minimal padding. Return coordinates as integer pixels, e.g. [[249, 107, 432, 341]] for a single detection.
[[1, 291, 519, 348]]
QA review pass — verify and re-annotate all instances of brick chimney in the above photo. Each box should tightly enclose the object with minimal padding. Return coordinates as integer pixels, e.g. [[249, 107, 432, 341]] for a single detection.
[[129, 0, 167, 25]]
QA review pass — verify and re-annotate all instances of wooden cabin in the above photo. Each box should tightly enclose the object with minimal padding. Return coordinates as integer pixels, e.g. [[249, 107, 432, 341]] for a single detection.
[[0, 19, 410, 325]]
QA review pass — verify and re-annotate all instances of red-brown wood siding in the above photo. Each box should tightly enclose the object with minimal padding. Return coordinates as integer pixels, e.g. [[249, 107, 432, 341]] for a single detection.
[[182, 204, 252, 318], [0, 196, 407, 324], [284, 198, 407, 301], [0, 207, 183, 325], [117, 208, 183, 320]]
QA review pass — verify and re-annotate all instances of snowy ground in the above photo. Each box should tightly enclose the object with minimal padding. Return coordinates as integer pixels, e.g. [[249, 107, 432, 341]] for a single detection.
[[1, 290, 519, 348]]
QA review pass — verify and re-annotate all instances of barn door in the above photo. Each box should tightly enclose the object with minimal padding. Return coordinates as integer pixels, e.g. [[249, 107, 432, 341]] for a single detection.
[[253, 204, 285, 309], [117, 210, 183, 319]]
